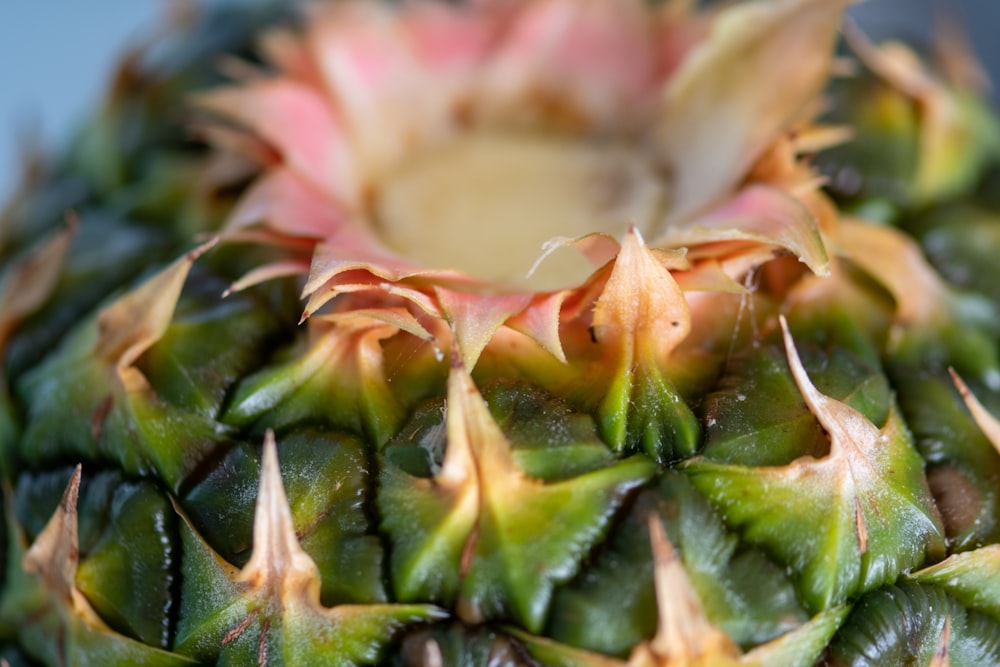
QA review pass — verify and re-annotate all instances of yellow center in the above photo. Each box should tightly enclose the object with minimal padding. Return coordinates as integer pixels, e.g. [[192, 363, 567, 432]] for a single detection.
[[374, 132, 666, 291]]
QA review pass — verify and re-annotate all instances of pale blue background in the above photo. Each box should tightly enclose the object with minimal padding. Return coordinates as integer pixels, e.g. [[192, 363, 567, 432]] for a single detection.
[[1, 1, 998, 200], [0, 3, 161, 199]]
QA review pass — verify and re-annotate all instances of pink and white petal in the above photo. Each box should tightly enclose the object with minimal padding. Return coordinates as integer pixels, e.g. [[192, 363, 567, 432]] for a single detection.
[[225, 167, 349, 237], [224, 259, 311, 297], [506, 290, 572, 363], [191, 122, 279, 169], [652, 184, 831, 277], [480, 0, 657, 127], [319, 306, 435, 343], [302, 228, 429, 298], [402, 1, 496, 74], [302, 275, 445, 323], [435, 287, 534, 369], [196, 81, 360, 203], [654, 0, 849, 225], [653, 0, 713, 85], [309, 3, 460, 179]]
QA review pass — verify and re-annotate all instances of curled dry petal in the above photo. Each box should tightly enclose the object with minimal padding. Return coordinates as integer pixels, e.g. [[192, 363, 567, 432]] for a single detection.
[[835, 218, 948, 326], [94, 240, 217, 386], [0, 218, 75, 355], [653, 184, 829, 277], [197, 81, 359, 203]]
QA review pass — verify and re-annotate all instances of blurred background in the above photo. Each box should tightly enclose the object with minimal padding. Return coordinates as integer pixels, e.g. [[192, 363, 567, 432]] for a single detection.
[[1, 0, 999, 200]]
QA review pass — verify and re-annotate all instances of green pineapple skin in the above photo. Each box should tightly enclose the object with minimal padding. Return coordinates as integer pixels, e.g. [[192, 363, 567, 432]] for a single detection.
[[6, 4, 1000, 667]]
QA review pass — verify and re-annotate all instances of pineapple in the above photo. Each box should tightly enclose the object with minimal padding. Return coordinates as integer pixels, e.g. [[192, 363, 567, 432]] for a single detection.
[[3, 0, 1000, 665]]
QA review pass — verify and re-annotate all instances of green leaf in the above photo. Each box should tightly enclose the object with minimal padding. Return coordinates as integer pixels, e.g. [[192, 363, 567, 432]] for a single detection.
[[742, 606, 848, 667], [817, 72, 921, 210], [460, 453, 655, 632], [12, 470, 177, 649], [889, 368, 1000, 550], [590, 229, 701, 463], [74, 478, 177, 649], [912, 546, 1000, 624], [701, 343, 890, 467], [0, 476, 196, 667], [828, 581, 1000, 667], [222, 318, 405, 447], [182, 428, 387, 605], [599, 360, 700, 464], [13, 256, 275, 493], [904, 202, 1000, 309], [383, 379, 614, 481], [175, 434, 442, 665], [686, 320, 944, 611], [136, 268, 288, 418], [378, 365, 655, 632], [508, 628, 622, 667], [547, 473, 808, 657]]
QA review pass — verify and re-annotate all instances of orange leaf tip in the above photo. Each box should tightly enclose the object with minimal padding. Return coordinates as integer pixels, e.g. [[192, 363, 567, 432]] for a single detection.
[[779, 315, 883, 461], [593, 226, 691, 366], [23, 465, 109, 631], [0, 218, 76, 355]]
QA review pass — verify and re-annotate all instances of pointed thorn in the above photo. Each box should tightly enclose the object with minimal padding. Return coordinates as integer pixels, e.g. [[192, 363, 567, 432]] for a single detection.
[[60, 465, 83, 516], [186, 236, 220, 263], [779, 314, 826, 417], [238, 430, 320, 595], [24, 465, 83, 595], [950, 367, 971, 399], [646, 513, 739, 663], [949, 367, 1000, 454]]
